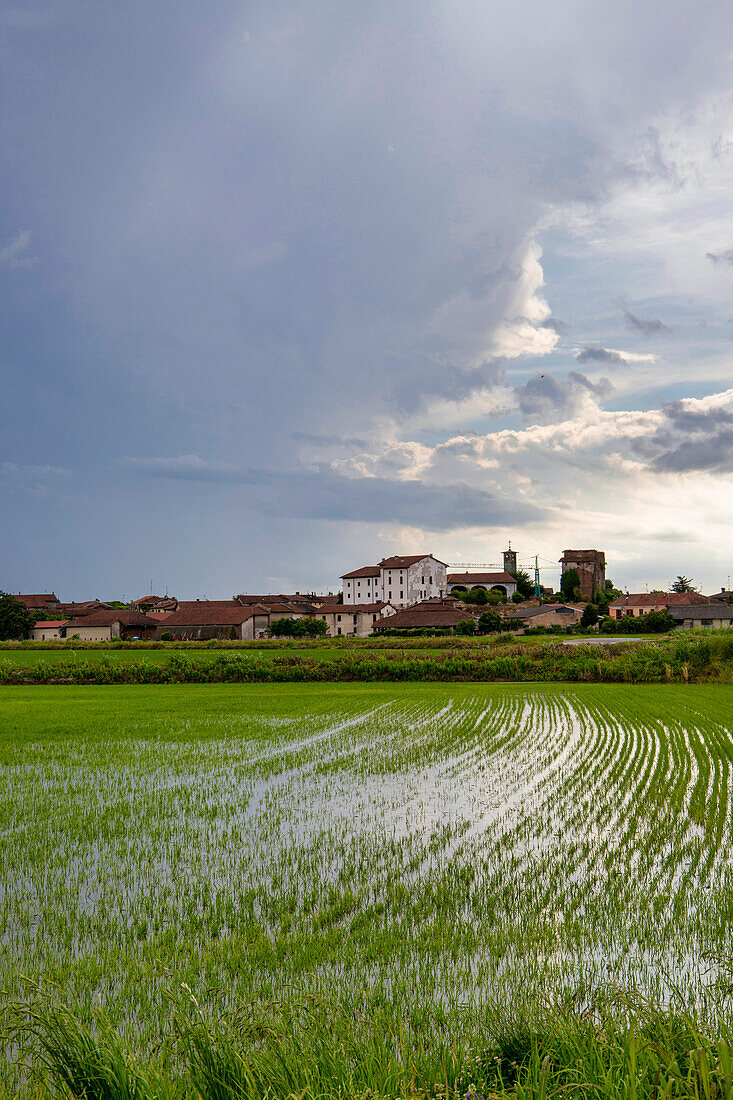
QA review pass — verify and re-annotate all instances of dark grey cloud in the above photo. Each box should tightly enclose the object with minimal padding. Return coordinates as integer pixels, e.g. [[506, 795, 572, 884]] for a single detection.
[[652, 430, 733, 473], [576, 346, 627, 364], [663, 400, 733, 432], [517, 371, 613, 421], [540, 318, 569, 335], [632, 399, 733, 473], [125, 454, 544, 529], [621, 304, 675, 336], [706, 249, 733, 265]]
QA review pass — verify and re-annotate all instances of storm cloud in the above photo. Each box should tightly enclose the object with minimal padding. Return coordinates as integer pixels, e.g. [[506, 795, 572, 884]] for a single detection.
[[2, 1, 733, 595], [125, 454, 544, 530]]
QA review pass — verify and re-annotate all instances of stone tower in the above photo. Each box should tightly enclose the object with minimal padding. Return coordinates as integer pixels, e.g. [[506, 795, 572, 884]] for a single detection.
[[503, 544, 517, 575], [559, 550, 606, 599]]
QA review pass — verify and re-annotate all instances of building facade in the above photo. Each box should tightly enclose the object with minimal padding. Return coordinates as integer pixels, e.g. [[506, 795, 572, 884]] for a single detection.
[[446, 571, 517, 598], [64, 610, 158, 640], [609, 593, 710, 620], [31, 620, 68, 640], [559, 550, 606, 599], [316, 602, 396, 637], [667, 604, 733, 630], [341, 555, 447, 607]]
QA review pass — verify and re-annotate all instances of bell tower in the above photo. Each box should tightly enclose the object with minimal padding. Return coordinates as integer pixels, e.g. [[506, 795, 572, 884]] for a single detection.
[[503, 543, 517, 574]]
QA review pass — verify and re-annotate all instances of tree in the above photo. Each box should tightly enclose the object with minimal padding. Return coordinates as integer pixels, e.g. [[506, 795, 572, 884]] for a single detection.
[[270, 617, 326, 637], [641, 609, 675, 633], [561, 568, 580, 600], [511, 592, 525, 603], [462, 586, 488, 605], [0, 592, 35, 640], [671, 575, 695, 593], [581, 603, 599, 627], [454, 618, 476, 635], [477, 608, 502, 633], [509, 569, 534, 599]]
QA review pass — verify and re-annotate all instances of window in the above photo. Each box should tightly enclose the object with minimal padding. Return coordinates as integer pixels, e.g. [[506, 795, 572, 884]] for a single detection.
[[421, 575, 425, 583], [400, 591, 403, 599], [337, 627, 342, 635], [429, 576, 432, 585], [372, 614, 377, 622], [337, 614, 342, 621], [702, 619, 712, 626], [389, 591, 392, 599]]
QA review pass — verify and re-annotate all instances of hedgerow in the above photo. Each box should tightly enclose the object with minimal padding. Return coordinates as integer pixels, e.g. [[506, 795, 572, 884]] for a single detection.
[[1, 633, 732, 684]]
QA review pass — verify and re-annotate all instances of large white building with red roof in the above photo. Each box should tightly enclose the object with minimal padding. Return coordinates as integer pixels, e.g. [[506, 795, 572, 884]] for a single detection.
[[340, 554, 447, 607]]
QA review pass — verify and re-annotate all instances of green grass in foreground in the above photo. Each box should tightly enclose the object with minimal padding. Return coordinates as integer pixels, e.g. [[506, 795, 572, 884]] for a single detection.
[[1, 682, 733, 1096]]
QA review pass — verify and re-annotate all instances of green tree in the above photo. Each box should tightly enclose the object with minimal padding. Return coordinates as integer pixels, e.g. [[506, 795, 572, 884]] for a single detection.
[[454, 618, 476, 635], [581, 603, 599, 627], [671, 575, 695, 593], [477, 608, 501, 633], [560, 568, 580, 600], [0, 592, 35, 640], [641, 609, 675, 633], [509, 569, 534, 599], [462, 586, 488, 605]]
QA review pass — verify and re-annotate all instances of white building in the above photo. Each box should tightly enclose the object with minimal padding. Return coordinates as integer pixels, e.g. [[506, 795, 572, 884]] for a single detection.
[[341, 555, 447, 608], [316, 602, 396, 637], [32, 620, 68, 640]]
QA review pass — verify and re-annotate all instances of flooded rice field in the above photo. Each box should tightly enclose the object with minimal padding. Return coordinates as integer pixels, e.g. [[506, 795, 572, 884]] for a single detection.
[[0, 682, 732, 1049]]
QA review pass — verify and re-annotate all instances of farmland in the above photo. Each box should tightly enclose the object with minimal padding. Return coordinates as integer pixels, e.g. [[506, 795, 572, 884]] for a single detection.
[[1, 631, 732, 683], [2, 682, 733, 1096]]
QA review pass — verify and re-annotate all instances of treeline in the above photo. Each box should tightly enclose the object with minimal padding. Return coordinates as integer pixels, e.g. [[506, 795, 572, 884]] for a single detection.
[[2, 634, 732, 684]]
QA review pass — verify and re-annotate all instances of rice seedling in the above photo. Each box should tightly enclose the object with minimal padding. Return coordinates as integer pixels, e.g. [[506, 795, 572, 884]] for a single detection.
[[0, 682, 732, 1096]]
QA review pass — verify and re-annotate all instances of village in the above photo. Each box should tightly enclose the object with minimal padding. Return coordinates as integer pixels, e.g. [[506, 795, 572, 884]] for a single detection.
[[12, 545, 733, 642]]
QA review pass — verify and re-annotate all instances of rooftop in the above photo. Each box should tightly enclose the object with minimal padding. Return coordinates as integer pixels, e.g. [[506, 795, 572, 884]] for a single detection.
[[65, 609, 158, 628], [162, 601, 267, 626], [448, 571, 515, 585], [379, 554, 444, 569], [610, 592, 711, 608], [340, 566, 381, 579]]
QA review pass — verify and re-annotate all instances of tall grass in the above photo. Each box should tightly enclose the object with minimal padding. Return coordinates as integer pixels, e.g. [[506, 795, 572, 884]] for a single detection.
[[5, 982, 733, 1099]]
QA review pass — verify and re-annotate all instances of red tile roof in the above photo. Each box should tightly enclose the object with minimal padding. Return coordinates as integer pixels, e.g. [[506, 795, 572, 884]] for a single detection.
[[16, 593, 59, 608], [610, 592, 710, 608], [65, 610, 159, 628], [379, 555, 444, 568], [33, 620, 68, 629], [340, 566, 381, 579], [162, 601, 267, 627], [58, 601, 112, 616], [374, 599, 475, 630]]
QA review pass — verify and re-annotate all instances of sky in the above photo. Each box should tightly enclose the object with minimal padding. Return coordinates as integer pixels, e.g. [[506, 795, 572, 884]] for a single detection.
[[2, 0, 733, 599]]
